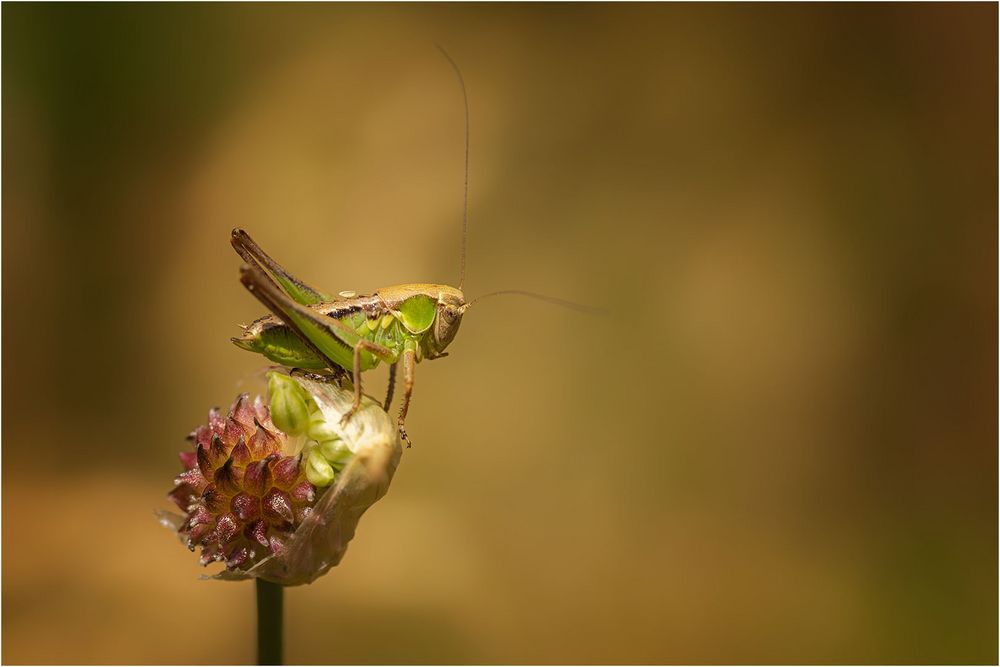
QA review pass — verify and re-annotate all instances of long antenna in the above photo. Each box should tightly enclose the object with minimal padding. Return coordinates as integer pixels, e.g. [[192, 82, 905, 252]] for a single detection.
[[436, 44, 470, 291], [467, 290, 604, 316]]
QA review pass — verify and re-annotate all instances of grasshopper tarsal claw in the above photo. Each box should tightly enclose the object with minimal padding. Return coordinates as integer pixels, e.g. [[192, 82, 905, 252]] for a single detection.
[[398, 425, 412, 448], [339, 406, 358, 428]]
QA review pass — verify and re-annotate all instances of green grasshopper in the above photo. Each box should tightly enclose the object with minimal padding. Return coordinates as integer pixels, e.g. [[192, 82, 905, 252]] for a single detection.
[[230, 52, 589, 445], [231, 229, 468, 446]]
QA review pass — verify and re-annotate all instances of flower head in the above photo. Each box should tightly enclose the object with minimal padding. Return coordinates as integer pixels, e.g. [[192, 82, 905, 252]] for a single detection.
[[161, 373, 402, 585], [167, 394, 316, 570]]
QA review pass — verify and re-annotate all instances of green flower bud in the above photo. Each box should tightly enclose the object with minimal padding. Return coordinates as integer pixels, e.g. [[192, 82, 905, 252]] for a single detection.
[[305, 448, 336, 487], [268, 372, 311, 436], [319, 438, 353, 470], [307, 412, 341, 443]]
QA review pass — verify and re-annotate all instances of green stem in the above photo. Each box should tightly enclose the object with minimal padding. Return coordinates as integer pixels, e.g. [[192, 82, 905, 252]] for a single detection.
[[256, 579, 284, 665]]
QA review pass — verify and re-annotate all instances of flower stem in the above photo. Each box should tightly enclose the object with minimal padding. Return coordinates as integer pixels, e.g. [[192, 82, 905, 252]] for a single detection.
[[256, 579, 284, 665]]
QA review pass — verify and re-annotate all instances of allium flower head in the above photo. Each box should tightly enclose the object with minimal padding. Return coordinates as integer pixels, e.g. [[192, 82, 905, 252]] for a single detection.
[[168, 394, 316, 570], [162, 372, 402, 586]]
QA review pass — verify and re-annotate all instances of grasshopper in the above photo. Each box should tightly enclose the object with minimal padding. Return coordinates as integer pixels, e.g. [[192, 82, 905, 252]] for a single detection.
[[231, 228, 467, 446], [230, 51, 589, 445]]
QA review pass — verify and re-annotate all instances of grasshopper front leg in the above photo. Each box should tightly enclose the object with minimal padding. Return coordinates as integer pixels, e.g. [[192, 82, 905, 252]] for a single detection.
[[396, 347, 417, 447]]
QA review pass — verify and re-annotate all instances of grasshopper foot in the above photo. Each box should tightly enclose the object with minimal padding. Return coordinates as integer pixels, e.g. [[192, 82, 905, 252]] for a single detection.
[[339, 406, 358, 427], [398, 424, 412, 448]]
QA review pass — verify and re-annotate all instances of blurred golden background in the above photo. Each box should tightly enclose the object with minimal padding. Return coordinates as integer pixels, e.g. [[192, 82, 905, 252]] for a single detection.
[[3, 3, 996, 664]]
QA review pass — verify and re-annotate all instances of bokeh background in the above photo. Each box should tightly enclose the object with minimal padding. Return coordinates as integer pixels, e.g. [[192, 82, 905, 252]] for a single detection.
[[3, 3, 996, 664]]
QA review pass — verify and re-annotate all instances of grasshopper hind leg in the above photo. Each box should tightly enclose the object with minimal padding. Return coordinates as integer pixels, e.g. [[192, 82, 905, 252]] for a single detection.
[[232, 229, 331, 306]]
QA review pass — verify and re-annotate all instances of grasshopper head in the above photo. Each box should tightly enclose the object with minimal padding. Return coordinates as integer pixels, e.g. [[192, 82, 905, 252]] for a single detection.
[[381, 284, 468, 359], [431, 286, 468, 355]]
